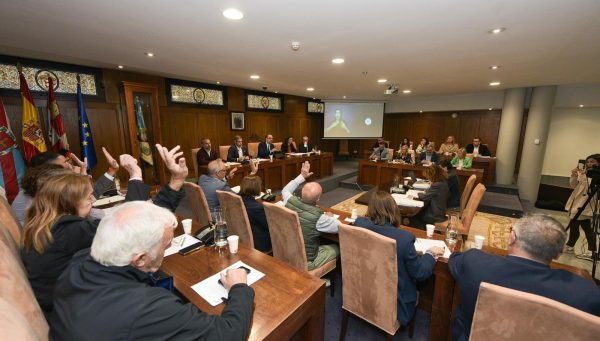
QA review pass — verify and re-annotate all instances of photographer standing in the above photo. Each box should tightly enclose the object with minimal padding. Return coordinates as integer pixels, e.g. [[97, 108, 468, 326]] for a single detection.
[[564, 154, 600, 258]]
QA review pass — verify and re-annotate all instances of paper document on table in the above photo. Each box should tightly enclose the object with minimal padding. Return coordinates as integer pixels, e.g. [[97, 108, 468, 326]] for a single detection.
[[164, 235, 201, 257], [258, 158, 270, 162], [231, 186, 240, 193], [406, 189, 424, 197], [414, 238, 452, 258], [226, 162, 241, 167], [391, 194, 424, 207], [191, 261, 265, 306], [413, 182, 431, 190], [92, 195, 125, 207]]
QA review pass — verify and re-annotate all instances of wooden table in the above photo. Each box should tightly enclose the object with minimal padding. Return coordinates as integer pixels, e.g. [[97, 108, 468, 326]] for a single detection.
[[198, 152, 333, 191], [357, 160, 483, 194], [161, 221, 326, 340], [471, 157, 496, 186], [353, 185, 422, 217]]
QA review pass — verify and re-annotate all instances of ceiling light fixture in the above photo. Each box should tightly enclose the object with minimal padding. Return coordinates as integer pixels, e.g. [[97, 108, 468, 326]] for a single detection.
[[403, 89, 412, 94], [488, 108, 493, 110], [343, 96, 347, 99], [250, 75, 260, 79], [223, 8, 244, 20], [332, 58, 344, 64], [216, 81, 221, 84], [490, 65, 500, 70], [377, 79, 387, 83], [489, 81, 501, 86], [307, 87, 315, 91], [579, 104, 584, 108], [489, 27, 506, 34], [117, 65, 124, 69], [145, 52, 154, 57], [419, 110, 423, 113]]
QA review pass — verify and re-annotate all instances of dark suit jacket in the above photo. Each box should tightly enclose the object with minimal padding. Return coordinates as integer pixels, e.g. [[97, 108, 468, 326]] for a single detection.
[[240, 194, 272, 252], [447, 170, 460, 209], [417, 181, 449, 224], [465, 144, 492, 156], [227, 144, 249, 162], [449, 250, 600, 340], [354, 217, 436, 325], [196, 148, 218, 166], [298, 143, 312, 153], [418, 151, 440, 164], [257, 142, 275, 158], [281, 142, 297, 153]]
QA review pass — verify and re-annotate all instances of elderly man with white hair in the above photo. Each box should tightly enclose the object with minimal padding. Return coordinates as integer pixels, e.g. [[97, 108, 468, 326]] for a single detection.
[[448, 214, 600, 341], [282, 161, 339, 271], [49, 201, 254, 340]]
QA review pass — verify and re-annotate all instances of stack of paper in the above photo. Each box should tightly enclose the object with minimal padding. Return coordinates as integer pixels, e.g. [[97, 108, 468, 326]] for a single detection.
[[413, 182, 431, 190], [164, 235, 202, 257], [191, 261, 265, 306], [414, 238, 452, 258], [391, 194, 424, 207], [92, 195, 125, 207]]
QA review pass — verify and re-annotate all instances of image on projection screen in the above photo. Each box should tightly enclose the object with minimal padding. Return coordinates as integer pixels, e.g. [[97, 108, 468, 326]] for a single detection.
[[323, 102, 385, 138]]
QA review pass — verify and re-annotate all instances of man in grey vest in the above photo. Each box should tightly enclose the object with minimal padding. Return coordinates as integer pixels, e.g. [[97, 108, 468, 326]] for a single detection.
[[282, 161, 339, 270]]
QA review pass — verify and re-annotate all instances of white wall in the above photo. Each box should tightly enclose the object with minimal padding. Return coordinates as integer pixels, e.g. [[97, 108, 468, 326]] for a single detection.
[[384, 90, 505, 113], [542, 106, 600, 176]]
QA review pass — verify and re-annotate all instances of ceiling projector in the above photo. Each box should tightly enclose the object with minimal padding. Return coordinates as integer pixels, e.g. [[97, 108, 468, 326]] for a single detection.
[[384, 84, 398, 95]]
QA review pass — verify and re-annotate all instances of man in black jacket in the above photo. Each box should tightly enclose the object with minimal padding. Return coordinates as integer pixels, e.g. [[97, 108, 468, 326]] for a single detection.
[[465, 137, 492, 157], [298, 136, 313, 153], [227, 135, 250, 162], [50, 201, 254, 341], [257, 134, 275, 158]]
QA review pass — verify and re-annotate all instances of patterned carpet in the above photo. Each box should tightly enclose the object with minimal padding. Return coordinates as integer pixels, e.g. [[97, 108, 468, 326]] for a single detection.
[[331, 192, 517, 249]]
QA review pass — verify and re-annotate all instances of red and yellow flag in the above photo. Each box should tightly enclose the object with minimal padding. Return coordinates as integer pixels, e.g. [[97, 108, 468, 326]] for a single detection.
[[18, 66, 47, 163], [47, 77, 70, 155]]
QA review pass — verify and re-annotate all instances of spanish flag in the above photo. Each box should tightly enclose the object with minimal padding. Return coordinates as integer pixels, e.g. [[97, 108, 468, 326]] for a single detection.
[[18, 65, 47, 163]]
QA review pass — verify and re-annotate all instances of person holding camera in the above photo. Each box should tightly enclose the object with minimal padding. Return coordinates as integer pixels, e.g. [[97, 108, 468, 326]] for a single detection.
[[564, 154, 600, 257]]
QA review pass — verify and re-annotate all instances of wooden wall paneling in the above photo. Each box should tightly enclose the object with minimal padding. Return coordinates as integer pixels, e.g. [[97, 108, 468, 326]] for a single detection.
[[477, 112, 501, 154], [458, 115, 480, 148], [441, 116, 461, 147]]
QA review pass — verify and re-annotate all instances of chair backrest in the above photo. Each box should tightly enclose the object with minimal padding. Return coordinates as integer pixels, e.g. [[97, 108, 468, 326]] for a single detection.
[[0, 195, 21, 245], [219, 145, 229, 160], [248, 142, 259, 158], [191, 147, 200, 179], [216, 190, 254, 249], [175, 182, 212, 226], [470, 282, 600, 340], [460, 174, 477, 218], [273, 142, 282, 151], [338, 223, 400, 335], [262, 202, 308, 270], [0, 297, 41, 340], [0, 223, 49, 340], [460, 183, 486, 234]]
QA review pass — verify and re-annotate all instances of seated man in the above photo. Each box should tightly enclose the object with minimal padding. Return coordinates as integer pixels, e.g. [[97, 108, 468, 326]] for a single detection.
[[282, 161, 339, 271], [439, 160, 460, 209], [298, 136, 313, 153], [198, 159, 238, 211], [196, 137, 218, 166], [418, 144, 440, 165], [465, 137, 492, 157], [50, 201, 254, 340], [438, 135, 459, 156], [227, 135, 250, 162], [369, 141, 390, 161], [257, 134, 275, 158], [449, 215, 600, 341]]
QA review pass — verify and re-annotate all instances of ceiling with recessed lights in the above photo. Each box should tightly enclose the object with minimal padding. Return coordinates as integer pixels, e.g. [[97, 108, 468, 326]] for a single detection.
[[1, 0, 599, 100]]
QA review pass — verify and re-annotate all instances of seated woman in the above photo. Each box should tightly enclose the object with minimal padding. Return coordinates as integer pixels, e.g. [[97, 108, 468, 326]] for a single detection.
[[409, 165, 449, 229], [354, 191, 444, 326], [451, 148, 472, 170], [399, 137, 410, 148], [415, 137, 429, 154], [394, 145, 413, 164], [439, 160, 460, 210], [21, 145, 186, 317], [238, 175, 272, 252], [281, 136, 297, 154]]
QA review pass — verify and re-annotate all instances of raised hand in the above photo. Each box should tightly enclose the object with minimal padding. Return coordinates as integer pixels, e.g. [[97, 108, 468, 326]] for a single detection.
[[119, 154, 142, 179], [155, 144, 188, 191], [301, 161, 313, 179], [69, 154, 88, 175], [249, 158, 258, 175], [102, 147, 119, 175]]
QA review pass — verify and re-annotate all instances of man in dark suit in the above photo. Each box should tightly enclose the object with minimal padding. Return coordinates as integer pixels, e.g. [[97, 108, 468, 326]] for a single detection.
[[449, 214, 600, 341], [465, 137, 492, 157], [257, 134, 275, 158], [298, 136, 313, 153], [196, 137, 218, 166], [227, 135, 250, 162], [418, 144, 440, 165]]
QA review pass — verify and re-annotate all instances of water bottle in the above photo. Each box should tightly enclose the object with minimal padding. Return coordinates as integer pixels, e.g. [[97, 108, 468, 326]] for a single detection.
[[445, 217, 458, 246], [211, 208, 228, 247]]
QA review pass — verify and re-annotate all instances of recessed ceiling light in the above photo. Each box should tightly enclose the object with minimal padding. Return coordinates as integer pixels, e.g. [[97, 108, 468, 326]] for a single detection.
[[490, 65, 500, 70], [145, 52, 154, 57], [306, 87, 315, 91], [419, 110, 423, 113], [403, 90, 412, 94], [377, 79, 387, 83], [274, 91, 278, 94], [488, 108, 493, 110], [312, 97, 316, 100], [117, 65, 124, 69], [216, 81, 220, 84], [343, 96, 347, 99], [250, 75, 260, 79], [489, 81, 501, 86], [579, 104, 584, 108], [223, 8, 244, 20], [332, 58, 345, 64], [489, 27, 506, 34]]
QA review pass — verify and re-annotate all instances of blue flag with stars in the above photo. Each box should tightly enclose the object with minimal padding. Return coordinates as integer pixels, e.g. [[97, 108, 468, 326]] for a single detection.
[[77, 83, 97, 169]]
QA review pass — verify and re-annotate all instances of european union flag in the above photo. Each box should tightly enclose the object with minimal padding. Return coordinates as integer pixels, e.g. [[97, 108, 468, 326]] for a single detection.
[[77, 82, 97, 169]]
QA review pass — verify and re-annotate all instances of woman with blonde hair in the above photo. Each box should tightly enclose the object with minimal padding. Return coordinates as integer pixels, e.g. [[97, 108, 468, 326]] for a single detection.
[[450, 148, 472, 170], [354, 190, 444, 326]]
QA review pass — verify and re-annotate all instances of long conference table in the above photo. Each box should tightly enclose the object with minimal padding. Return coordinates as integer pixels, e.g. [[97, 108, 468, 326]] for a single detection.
[[198, 152, 333, 191], [357, 159, 484, 193]]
